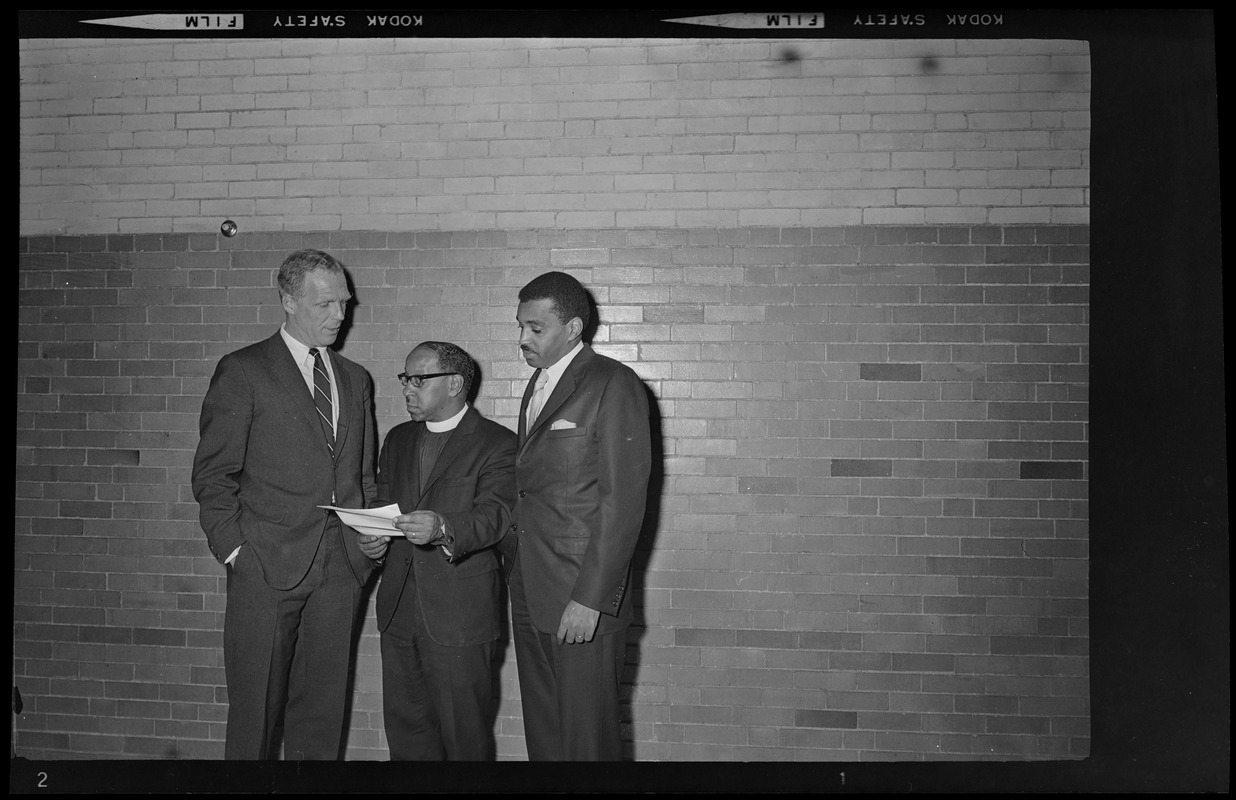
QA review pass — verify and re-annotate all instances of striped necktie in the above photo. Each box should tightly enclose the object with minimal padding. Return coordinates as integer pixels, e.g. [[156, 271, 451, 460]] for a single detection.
[[309, 348, 335, 454]]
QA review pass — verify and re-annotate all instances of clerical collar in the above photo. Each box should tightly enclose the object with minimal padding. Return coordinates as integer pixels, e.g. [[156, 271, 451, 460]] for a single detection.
[[426, 403, 468, 433]]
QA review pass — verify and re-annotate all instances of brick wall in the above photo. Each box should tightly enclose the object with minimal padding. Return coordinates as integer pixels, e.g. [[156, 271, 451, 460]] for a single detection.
[[17, 36, 1089, 762], [20, 37, 1089, 235]]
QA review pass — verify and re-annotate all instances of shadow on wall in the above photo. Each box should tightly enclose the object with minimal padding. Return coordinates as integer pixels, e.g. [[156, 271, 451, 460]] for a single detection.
[[625, 382, 667, 757], [578, 277, 669, 758]]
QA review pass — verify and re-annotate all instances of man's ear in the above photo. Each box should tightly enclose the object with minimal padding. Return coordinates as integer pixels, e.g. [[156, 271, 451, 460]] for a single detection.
[[280, 291, 297, 315], [569, 316, 584, 342], [449, 373, 465, 398]]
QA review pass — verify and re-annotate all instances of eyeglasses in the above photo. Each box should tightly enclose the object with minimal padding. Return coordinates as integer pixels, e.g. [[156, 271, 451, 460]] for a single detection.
[[397, 372, 456, 388]]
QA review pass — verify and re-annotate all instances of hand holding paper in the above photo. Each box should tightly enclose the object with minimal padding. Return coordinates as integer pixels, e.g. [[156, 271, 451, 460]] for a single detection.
[[393, 510, 443, 546], [318, 503, 402, 538], [356, 532, 390, 561], [319, 503, 402, 561], [319, 504, 446, 552]]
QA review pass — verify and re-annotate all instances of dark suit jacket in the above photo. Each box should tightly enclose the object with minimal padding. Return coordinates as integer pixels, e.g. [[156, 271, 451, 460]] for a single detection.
[[374, 406, 517, 647], [508, 344, 652, 636], [192, 331, 378, 591]]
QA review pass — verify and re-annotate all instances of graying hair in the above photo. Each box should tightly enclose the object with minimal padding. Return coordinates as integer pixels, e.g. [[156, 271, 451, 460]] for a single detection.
[[413, 341, 476, 396], [277, 249, 345, 300]]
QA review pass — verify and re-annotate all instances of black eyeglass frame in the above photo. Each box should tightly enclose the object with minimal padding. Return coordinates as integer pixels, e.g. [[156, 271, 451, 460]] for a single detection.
[[396, 372, 457, 388]]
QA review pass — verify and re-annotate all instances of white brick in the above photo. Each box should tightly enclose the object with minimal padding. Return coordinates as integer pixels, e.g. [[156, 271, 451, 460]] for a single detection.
[[864, 207, 925, 224], [739, 209, 802, 227], [556, 211, 616, 227], [1051, 206, 1090, 224], [989, 207, 1050, 224], [924, 206, 987, 224], [676, 210, 738, 227], [959, 189, 1022, 206], [1022, 189, 1086, 206], [286, 144, 342, 161]]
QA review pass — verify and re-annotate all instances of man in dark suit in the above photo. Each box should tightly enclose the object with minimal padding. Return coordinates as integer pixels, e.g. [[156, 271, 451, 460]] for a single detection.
[[356, 341, 516, 760], [191, 249, 378, 760], [505, 271, 653, 760]]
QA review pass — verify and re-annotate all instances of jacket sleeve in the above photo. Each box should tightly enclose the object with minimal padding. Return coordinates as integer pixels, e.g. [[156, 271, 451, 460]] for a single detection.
[[360, 370, 379, 509], [374, 426, 394, 509], [440, 428, 518, 561], [191, 353, 252, 564], [571, 366, 652, 615]]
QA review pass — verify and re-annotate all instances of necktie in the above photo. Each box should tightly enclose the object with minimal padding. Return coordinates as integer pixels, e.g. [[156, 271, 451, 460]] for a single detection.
[[309, 348, 335, 454], [527, 369, 549, 428]]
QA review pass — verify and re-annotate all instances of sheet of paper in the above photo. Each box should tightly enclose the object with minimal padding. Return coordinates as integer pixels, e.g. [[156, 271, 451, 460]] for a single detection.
[[318, 503, 404, 538]]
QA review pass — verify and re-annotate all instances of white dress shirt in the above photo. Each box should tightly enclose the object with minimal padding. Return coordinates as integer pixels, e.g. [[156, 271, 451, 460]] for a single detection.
[[280, 325, 339, 434]]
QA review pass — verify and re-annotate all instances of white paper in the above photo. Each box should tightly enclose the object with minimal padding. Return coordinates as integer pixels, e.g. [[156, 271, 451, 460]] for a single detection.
[[319, 503, 403, 538]]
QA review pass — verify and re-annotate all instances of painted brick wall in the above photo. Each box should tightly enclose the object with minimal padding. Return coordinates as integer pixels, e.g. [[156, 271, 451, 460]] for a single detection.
[[15, 225, 1090, 761], [20, 37, 1089, 234], [16, 36, 1089, 762]]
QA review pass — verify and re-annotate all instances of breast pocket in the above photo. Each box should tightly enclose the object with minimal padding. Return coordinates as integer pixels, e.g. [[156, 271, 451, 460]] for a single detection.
[[429, 477, 475, 513], [543, 426, 592, 472], [551, 536, 590, 556]]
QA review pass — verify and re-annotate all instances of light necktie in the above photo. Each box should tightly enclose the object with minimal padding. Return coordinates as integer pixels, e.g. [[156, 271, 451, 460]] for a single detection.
[[527, 369, 549, 428], [309, 348, 335, 454]]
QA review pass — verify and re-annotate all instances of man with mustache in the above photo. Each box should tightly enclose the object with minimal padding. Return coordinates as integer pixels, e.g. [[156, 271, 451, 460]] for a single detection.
[[357, 341, 516, 760], [504, 271, 653, 760], [192, 249, 378, 759]]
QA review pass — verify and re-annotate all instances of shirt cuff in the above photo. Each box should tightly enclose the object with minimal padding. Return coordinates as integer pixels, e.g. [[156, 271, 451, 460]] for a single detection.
[[437, 515, 455, 557]]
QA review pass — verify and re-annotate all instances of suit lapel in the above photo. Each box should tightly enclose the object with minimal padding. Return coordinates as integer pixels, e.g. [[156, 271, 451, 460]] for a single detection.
[[326, 349, 351, 460], [263, 333, 333, 456], [519, 346, 593, 454], [405, 422, 425, 503], [528, 370, 575, 438]]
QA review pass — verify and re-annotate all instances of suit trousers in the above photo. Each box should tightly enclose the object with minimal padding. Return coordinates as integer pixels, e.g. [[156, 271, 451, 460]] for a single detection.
[[222, 518, 360, 760], [510, 563, 627, 761], [380, 582, 497, 760]]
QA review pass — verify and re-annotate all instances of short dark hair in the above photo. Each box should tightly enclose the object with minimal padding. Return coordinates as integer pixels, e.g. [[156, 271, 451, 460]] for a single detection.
[[277, 249, 345, 300], [518, 271, 590, 330], [413, 341, 476, 396]]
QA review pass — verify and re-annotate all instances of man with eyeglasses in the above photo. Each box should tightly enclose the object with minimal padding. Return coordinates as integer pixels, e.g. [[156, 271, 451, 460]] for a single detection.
[[356, 341, 516, 760]]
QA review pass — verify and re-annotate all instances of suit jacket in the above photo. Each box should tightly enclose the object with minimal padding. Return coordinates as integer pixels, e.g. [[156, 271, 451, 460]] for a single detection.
[[508, 344, 652, 636], [191, 331, 379, 591], [375, 406, 517, 647]]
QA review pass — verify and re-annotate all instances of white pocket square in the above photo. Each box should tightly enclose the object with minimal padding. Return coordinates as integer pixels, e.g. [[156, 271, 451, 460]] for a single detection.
[[549, 419, 577, 430]]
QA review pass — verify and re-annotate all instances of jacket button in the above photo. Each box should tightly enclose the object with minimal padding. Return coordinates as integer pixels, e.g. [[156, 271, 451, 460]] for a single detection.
[[510, 523, 518, 531], [518, 490, 526, 498], [404, 558, 411, 566]]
